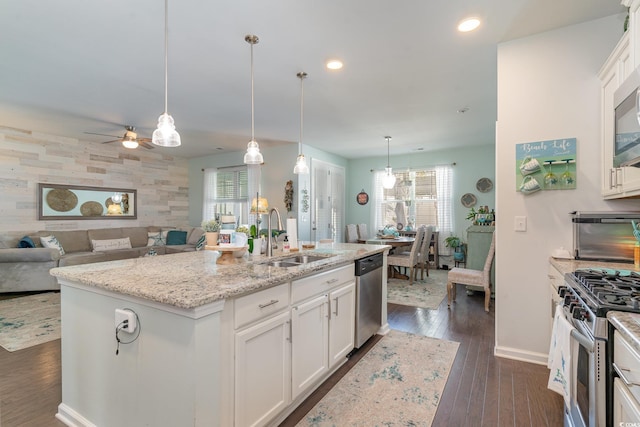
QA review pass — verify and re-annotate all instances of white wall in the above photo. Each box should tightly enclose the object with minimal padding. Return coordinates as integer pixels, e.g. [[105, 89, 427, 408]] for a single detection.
[[495, 14, 638, 363]]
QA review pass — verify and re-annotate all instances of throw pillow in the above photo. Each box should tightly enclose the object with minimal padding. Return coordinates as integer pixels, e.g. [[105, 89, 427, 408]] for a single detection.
[[195, 233, 206, 251], [91, 237, 132, 252], [166, 230, 188, 245], [147, 231, 167, 246], [17, 235, 36, 248], [40, 235, 65, 255]]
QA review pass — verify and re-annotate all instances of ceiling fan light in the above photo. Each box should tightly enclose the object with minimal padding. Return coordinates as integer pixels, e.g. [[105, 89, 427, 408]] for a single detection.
[[152, 113, 181, 147], [244, 139, 264, 164], [382, 167, 396, 189], [293, 154, 309, 174], [122, 136, 139, 149]]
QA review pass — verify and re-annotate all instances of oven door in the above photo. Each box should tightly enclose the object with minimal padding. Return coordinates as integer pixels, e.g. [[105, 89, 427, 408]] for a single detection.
[[564, 313, 606, 427]]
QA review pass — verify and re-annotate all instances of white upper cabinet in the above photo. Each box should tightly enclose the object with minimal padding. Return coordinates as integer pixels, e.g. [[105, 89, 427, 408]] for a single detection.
[[600, 1, 640, 198]]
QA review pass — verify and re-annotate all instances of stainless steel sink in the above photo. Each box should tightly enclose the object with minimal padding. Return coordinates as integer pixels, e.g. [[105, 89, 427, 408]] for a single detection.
[[262, 254, 335, 268]]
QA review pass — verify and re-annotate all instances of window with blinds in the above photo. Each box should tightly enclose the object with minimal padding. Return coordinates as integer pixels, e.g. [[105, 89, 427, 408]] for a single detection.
[[372, 165, 453, 252], [202, 166, 249, 223]]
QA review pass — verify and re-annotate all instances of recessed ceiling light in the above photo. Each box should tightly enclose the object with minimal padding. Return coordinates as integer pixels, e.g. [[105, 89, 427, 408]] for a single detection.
[[326, 59, 343, 70], [458, 17, 480, 32]]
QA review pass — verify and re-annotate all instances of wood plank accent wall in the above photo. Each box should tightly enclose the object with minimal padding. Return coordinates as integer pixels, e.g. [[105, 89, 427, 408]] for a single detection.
[[0, 126, 190, 241]]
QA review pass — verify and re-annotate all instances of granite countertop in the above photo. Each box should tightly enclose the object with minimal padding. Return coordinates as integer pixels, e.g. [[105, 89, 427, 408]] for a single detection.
[[608, 311, 640, 354], [50, 243, 390, 310]]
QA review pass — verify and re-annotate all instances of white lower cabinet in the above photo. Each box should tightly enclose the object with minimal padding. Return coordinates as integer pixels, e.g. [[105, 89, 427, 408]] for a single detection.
[[233, 263, 356, 427], [235, 310, 291, 427], [328, 282, 356, 367], [291, 294, 329, 400], [612, 330, 640, 425], [613, 378, 640, 424]]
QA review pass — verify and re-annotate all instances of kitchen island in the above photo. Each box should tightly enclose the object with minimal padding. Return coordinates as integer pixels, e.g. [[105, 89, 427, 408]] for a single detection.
[[50, 243, 389, 427]]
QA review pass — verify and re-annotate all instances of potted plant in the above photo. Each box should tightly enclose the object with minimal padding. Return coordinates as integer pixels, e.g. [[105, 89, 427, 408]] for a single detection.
[[201, 219, 220, 246], [444, 235, 465, 262]]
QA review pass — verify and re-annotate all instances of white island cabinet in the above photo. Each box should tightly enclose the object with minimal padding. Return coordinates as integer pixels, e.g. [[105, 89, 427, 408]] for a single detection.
[[51, 245, 388, 427]]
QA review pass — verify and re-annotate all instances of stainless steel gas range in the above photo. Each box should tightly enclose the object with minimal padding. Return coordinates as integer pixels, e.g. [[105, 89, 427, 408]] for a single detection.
[[558, 268, 640, 427]]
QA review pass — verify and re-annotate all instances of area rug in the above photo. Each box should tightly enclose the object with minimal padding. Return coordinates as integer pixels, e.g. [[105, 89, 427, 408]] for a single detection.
[[296, 330, 459, 426], [387, 268, 448, 309], [0, 292, 60, 352]]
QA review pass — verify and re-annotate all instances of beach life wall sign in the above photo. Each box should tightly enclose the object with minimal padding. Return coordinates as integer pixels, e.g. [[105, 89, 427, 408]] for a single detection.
[[516, 138, 576, 194]]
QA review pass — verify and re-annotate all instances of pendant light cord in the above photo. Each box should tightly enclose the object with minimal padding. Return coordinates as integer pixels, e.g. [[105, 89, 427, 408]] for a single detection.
[[163, 0, 169, 114], [299, 72, 306, 155], [386, 137, 391, 168], [251, 40, 255, 141]]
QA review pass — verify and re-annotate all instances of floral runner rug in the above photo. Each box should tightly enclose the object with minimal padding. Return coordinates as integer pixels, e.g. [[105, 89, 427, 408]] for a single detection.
[[296, 329, 459, 426], [387, 268, 448, 309], [0, 292, 60, 352]]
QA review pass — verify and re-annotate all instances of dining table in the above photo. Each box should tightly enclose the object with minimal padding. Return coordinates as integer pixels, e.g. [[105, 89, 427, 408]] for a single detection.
[[366, 236, 416, 280], [365, 236, 415, 249]]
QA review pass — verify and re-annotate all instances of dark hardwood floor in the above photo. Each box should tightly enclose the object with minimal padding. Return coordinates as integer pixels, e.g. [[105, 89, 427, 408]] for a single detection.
[[0, 284, 563, 426], [281, 284, 564, 427]]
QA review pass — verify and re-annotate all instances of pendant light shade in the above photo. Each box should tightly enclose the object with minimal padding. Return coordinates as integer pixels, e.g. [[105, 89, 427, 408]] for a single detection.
[[244, 35, 264, 165], [382, 136, 396, 189], [152, 0, 181, 147], [294, 71, 309, 174]]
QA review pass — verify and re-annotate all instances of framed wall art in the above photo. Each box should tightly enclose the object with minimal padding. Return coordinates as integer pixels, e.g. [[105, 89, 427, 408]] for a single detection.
[[38, 183, 137, 220]]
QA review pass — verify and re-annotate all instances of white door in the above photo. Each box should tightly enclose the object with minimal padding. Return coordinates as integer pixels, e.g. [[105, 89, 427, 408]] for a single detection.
[[291, 294, 329, 400], [328, 281, 356, 367], [311, 159, 345, 242], [235, 311, 291, 427]]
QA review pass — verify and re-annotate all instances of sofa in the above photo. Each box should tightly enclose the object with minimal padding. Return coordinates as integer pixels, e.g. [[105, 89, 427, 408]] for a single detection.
[[0, 226, 204, 293]]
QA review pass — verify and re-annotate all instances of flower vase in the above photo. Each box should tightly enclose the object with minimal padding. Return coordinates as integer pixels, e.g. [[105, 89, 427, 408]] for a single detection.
[[205, 232, 219, 246]]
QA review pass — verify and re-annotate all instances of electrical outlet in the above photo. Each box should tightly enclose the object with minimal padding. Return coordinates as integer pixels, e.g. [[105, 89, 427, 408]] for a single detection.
[[115, 308, 137, 333]]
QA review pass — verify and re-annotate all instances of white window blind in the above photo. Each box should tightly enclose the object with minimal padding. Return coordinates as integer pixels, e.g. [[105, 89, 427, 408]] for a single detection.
[[202, 166, 249, 224], [372, 165, 453, 253]]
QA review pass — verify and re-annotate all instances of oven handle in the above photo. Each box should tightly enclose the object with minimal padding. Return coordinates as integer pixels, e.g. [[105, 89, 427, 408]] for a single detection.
[[570, 322, 595, 353], [612, 362, 640, 386]]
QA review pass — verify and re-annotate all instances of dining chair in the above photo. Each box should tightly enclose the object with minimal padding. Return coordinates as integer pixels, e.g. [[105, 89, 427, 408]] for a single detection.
[[387, 226, 425, 285], [357, 223, 368, 241], [345, 224, 358, 243], [417, 225, 434, 279], [447, 231, 495, 312]]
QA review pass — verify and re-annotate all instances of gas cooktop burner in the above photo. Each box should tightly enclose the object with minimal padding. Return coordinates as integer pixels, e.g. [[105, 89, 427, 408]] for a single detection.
[[571, 268, 640, 311]]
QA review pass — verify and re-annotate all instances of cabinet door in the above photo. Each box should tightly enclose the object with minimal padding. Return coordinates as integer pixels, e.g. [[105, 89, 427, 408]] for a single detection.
[[613, 378, 640, 425], [328, 281, 356, 367], [291, 294, 329, 400], [235, 311, 291, 427]]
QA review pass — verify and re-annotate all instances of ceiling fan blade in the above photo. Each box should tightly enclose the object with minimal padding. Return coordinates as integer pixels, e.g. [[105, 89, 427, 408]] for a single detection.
[[101, 139, 121, 144], [138, 137, 152, 143], [84, 132, 121, 139], [139, 141, 155, 149]]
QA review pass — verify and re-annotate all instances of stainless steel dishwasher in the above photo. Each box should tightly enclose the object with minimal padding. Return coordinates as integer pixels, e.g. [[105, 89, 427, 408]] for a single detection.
[[354, 253, 384, 348]]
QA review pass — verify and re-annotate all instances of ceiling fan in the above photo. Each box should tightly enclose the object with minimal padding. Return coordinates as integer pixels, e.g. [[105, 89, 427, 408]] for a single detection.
[[84, 126, 154, 149]]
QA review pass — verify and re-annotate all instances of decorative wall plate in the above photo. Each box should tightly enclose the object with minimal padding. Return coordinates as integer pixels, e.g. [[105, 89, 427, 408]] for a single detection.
[[476, 177, 493, 193], [46, 188, 78, 212], [461, 193, 477, 208], [356, 189, 369, 205]]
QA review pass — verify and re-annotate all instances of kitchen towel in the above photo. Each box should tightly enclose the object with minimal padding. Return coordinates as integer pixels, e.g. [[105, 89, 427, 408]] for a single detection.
[[547, 304, 574, 408], [287, 218, 298, 249]]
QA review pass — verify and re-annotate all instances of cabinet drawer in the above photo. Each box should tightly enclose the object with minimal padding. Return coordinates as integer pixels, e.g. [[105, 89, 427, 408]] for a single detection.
[[292, 264, 354, 304], [613, 332, 640, 404], [235, 283, 289, 329]]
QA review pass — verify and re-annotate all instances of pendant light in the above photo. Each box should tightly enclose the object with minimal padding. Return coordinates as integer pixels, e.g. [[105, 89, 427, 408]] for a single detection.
[[243, 35, 264, 165], [293, 71, 309, 174], [382, 136, 396, 189], [152, 0, 181, 147]]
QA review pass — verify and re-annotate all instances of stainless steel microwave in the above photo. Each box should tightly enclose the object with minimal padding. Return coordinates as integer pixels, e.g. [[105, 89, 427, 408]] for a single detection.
[[614, 68, 640, 167]]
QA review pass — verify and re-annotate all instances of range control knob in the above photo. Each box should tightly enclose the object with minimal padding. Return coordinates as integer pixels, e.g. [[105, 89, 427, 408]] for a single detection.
[[572, 308, 586, 321], [558, 286, 568, 298]]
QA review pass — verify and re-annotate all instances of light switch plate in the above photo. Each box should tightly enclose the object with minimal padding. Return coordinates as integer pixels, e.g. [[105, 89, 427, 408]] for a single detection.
[[514, 216, 527, 232]]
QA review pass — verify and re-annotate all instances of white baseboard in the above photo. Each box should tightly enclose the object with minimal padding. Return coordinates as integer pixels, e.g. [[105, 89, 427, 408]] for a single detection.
[[56, 403, 96, 427], [494, 345, 548, 366]]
